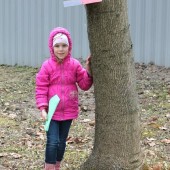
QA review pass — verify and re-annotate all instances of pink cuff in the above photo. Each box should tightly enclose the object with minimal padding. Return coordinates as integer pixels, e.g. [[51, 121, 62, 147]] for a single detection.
[[39, 106, 48, 111]]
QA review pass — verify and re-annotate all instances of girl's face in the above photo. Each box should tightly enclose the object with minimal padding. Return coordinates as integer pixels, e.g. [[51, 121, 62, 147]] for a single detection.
[[53, 43, 69, 61]]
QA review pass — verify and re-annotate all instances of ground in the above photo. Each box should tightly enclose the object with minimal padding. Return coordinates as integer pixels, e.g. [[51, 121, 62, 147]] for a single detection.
[[0, 63, 170, 170]]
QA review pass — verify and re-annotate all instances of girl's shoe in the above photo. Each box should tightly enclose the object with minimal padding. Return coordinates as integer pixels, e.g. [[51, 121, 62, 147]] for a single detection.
[[55, 161, 61, 170], [44, 163, 56, 170]]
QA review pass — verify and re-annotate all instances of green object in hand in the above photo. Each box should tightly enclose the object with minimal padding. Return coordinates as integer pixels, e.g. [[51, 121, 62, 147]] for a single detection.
[[44, 95, 60, 132]]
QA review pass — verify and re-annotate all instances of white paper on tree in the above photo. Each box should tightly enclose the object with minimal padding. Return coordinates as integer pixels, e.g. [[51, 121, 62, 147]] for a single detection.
[[64, 0, 102, 7]]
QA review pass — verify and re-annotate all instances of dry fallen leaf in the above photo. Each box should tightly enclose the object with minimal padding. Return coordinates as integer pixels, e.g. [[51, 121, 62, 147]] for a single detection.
[[147, 150, 156, 157], [148, 142, 156, 147], [81, 119, 91, 123], [149, 116, 158, 122], [74, 137, 84, 144], [166, 113, 170, 119], [27, 141, 32, 147], [4, 102, 10, 106], [159, 126, 167, 130], [81, 106, 88, 111], [0, 153, 8, 157], [147, 138, 156, 141], [148, 122, 160, 129], [67, 136, 74, 144], [8, 113, 17, 119], [10, 153, 22, 159], [152, 163, 163, 170], [161, 139, 170, 144], [89, 121, 95, 126]]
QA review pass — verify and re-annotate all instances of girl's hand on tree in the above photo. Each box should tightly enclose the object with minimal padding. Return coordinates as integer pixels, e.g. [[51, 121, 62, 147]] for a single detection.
[[41, 109, 47, 120], [86, 55, 92, 76]]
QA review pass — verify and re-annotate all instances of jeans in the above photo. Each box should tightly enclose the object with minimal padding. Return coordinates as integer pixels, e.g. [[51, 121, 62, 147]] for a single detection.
[[45, 119, 72, 164]]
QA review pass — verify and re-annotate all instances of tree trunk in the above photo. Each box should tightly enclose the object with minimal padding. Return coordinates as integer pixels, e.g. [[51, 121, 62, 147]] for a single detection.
[[80, 0, 143, 170]]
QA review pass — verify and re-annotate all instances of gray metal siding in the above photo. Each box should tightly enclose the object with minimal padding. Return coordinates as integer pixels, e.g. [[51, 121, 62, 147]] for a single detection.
[[0, 0, 89, 67], [0, 0, 170, 67], [128, 0, 170, 67]]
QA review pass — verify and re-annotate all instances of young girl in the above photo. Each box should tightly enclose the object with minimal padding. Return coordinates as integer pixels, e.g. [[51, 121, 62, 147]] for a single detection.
[[35, 27, 93, 170]]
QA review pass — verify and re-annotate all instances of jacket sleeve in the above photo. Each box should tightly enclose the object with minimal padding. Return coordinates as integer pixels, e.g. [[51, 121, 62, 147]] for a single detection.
[[35, 62, 50, 110], [76, 61, 93, 91]]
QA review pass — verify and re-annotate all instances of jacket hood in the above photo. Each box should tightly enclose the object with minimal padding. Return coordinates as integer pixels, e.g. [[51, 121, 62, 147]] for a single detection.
[[48, 27, 72, 60]]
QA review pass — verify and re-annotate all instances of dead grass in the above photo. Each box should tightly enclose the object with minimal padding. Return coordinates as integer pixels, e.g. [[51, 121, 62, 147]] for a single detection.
[[0, 63, 170, 169]]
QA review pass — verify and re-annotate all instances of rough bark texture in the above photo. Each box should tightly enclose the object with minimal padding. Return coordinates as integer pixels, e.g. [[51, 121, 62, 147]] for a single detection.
[[79, 0, 143, 170]]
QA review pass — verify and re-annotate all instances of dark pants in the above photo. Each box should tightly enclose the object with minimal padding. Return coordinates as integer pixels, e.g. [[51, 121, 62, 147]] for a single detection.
[[45, 119, 72, 164]]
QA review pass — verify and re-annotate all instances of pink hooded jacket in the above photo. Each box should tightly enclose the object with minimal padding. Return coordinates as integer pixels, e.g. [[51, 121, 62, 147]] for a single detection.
[[35, 27, 93, 121]]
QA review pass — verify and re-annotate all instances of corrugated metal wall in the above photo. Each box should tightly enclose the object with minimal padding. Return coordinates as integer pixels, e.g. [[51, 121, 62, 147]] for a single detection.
[[0, 0, 89, 67], [0, 0, 170, 67], [128, 0, 170, 67]]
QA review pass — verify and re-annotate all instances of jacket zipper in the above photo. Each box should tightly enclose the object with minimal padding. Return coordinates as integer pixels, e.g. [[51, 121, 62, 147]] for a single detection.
[[61, 63, 64, 120]]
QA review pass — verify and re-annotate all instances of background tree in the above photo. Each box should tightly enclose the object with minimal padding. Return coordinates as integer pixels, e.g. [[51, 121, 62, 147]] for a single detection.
[[80, 0, 143, 169]]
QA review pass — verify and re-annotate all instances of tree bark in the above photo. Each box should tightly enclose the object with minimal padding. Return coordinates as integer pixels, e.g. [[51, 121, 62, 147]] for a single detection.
[[79, 0, 143, 170]]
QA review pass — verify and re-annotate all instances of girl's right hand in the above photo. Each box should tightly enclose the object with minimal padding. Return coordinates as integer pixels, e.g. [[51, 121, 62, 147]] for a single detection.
[[41, 109, 47, 120], [86, 55, 92, 76]]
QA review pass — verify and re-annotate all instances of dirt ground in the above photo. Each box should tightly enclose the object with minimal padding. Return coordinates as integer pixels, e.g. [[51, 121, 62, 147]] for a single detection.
[[0, 63, 170, 170]]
